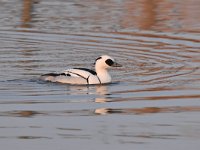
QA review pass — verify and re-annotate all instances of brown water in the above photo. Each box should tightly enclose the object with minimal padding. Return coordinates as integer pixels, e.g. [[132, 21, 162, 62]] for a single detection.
[[0, 0, 200, 149]]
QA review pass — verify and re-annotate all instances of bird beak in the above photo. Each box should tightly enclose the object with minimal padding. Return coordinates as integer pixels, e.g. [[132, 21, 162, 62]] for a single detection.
[[112, 62, 122, 67]]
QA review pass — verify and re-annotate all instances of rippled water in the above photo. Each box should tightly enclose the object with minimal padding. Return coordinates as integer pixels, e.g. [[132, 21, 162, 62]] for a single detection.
[[0, 0, 200, 150]]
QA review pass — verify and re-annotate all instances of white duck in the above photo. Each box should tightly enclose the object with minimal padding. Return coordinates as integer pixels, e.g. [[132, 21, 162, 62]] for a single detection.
[[41, 55, 122, 85]]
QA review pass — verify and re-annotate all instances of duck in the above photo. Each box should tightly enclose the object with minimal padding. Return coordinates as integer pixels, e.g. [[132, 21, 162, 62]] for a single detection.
[[40, 55, 122, 85]]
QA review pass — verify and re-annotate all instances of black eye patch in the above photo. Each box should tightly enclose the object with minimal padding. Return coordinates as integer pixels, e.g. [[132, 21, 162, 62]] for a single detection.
[[105, 59, 114, 66]]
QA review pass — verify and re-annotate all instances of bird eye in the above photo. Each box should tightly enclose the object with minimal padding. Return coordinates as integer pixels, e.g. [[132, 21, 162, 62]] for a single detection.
[[105, 59, 114, 66]]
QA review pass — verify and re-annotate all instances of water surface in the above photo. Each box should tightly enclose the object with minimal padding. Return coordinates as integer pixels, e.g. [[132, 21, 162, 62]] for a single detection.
[[0, 0, 200, 150]]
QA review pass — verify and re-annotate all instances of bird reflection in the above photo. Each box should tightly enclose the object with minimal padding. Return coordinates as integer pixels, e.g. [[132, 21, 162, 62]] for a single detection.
[[94, 106, 200, 115], [95, 85, 110, 103]]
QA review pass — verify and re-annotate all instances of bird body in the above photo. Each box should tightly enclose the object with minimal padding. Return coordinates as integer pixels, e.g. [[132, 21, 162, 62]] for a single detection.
[[41, 55, 121, 85]]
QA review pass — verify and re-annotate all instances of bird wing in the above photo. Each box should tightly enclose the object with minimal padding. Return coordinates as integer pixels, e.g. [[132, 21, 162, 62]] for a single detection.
[[54, 76, 88, 84], [63, 68, 93, 79]]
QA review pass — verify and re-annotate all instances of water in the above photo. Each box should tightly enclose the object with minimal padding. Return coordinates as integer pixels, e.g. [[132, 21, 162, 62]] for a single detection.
[[0, 0, 200, 149]]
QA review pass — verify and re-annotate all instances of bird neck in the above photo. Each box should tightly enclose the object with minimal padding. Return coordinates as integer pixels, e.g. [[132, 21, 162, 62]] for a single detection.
[[95, 67, 111, 83]]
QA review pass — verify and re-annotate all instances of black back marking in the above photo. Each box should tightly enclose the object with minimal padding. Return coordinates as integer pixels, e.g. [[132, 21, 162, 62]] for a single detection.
[[42, 73, 60, 77], [73, 68, 97, 75], [95, 57, 102, 61], [105, 59, 114, 66], [60, 73, 66, 76], [94, 57, 102, 65], [42, 73, 67, 77], [66, 73, 71, 76]]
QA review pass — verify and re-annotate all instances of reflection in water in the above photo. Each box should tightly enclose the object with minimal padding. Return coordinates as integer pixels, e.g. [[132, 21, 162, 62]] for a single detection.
[[95, 85, 110, 103], [1, 105, 200, 118], [0, 110, 39, 117], [95, 106, 200, 115], [18, 136, 50, 139], [122, 0, 157, 30], [0, 0, 200, 149], [1, 106, 200, 117], [21, 0, 33, 28], [121, 0, 200, 32], [0, 0, 200, 32], [0, 135, 51, 140], [95, 85, 109, 95]]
